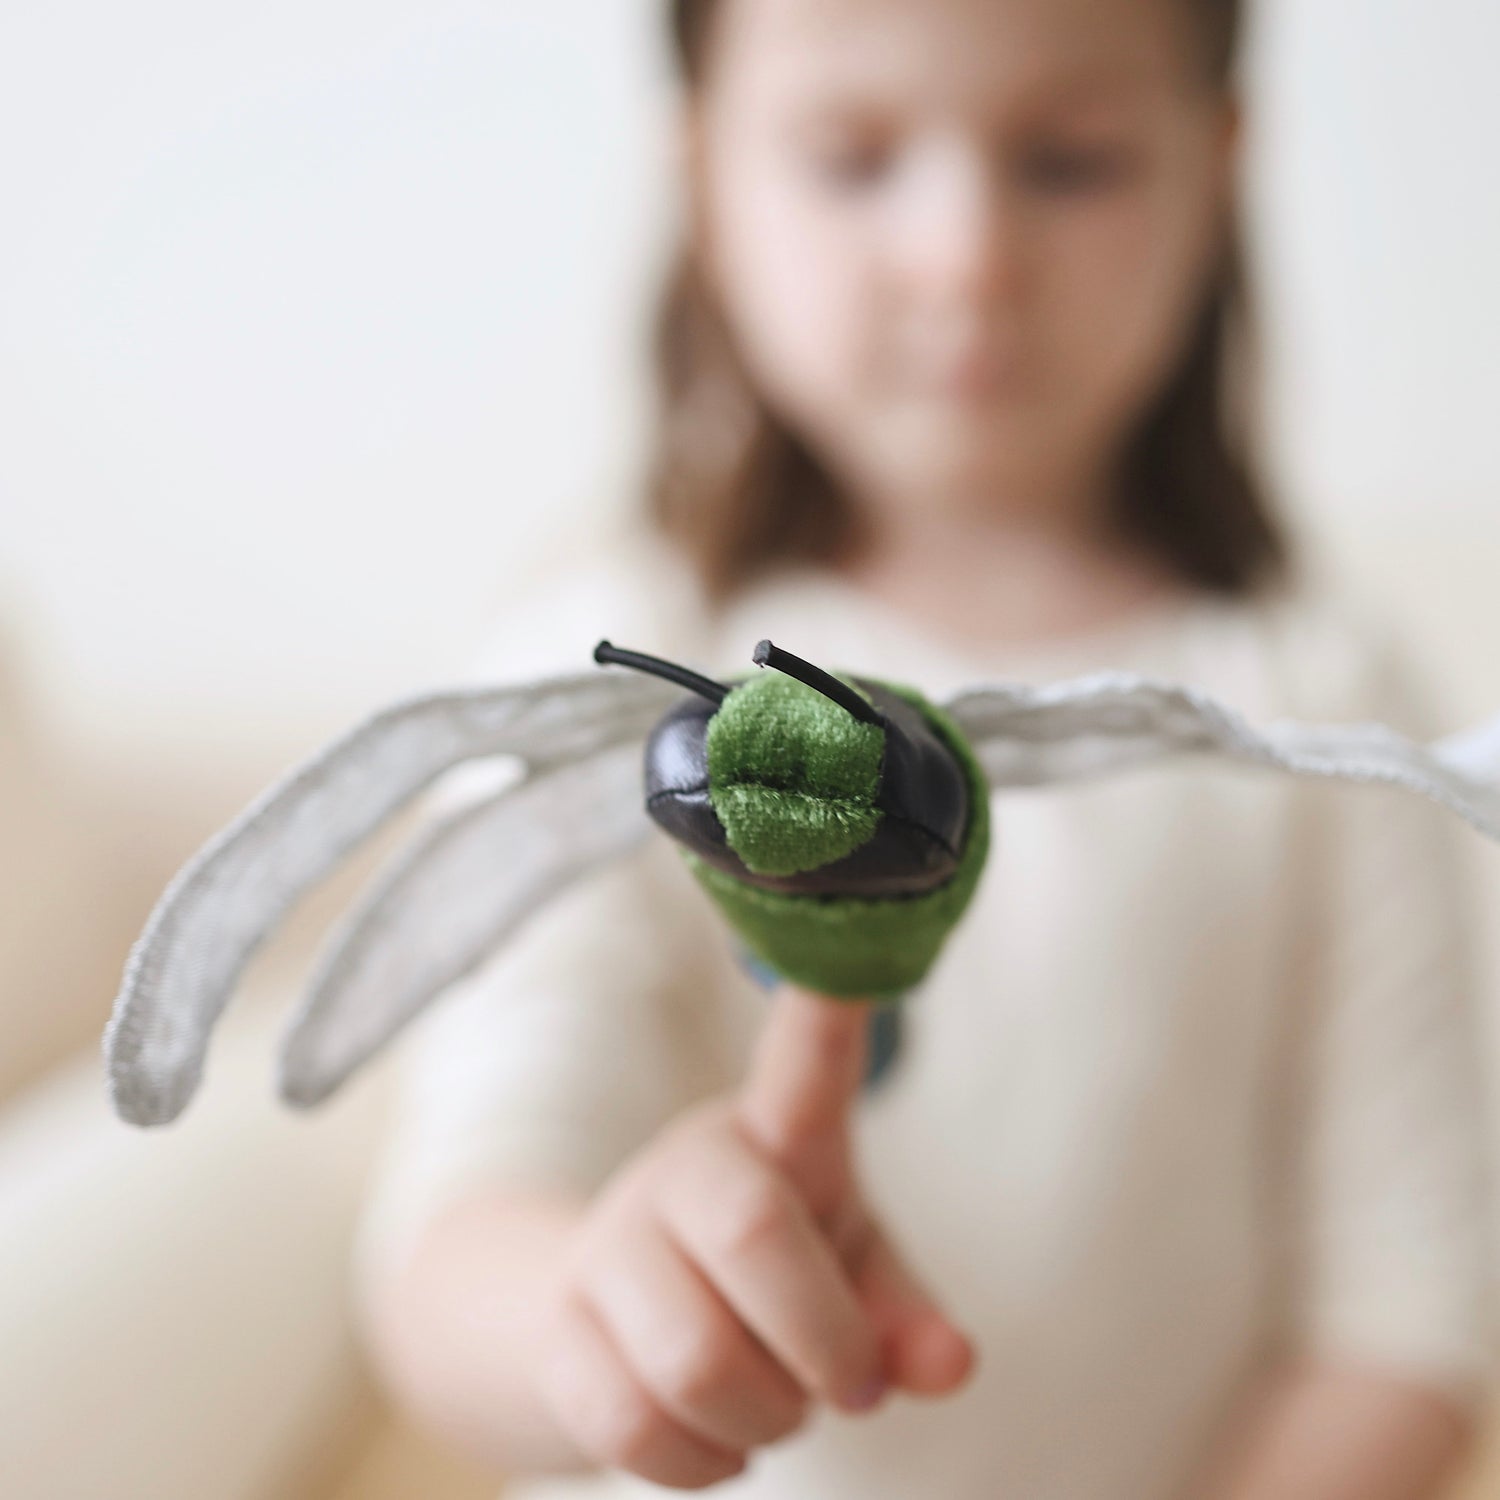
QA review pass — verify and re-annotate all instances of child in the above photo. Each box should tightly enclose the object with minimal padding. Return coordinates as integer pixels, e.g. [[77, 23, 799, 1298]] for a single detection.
[[350, 0, 1496, 1495]]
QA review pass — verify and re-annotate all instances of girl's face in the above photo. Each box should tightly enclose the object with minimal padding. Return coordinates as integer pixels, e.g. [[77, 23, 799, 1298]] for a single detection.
[[682, 0, 1239, 525]]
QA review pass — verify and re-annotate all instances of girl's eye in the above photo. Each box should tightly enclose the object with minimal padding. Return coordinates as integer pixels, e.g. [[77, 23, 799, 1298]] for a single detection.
[[1016, 145, 1135, 194], [803, 138, 896, 191]]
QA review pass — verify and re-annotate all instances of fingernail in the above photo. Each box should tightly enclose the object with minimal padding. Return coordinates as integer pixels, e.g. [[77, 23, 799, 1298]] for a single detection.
[[844, 1375, 887, 1411]]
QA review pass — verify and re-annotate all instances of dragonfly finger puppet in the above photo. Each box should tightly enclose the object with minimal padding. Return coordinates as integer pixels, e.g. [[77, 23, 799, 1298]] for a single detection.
[[103, 636, 1500, 1129]]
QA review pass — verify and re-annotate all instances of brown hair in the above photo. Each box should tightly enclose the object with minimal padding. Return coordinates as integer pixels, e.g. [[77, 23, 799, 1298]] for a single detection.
[[644, 0, 1291, 609]]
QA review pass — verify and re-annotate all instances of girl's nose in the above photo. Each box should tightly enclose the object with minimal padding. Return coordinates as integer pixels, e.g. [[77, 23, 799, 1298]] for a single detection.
[[887, 140, 1021, 308]]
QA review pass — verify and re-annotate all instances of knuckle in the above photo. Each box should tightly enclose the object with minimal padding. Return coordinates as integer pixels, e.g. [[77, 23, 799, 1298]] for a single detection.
[[656, 1326, 739, 1408], [767, 1393, 813, 1443], [686, 1456, 749, 1490], [647, 1116, 714, 1188], [544, 1296, 667, 1471], [711, 1175, 796, 1259], [587, 1384, 669, 1470]]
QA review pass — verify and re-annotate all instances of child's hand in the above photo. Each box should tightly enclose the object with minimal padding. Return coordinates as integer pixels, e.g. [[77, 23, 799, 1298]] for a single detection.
[[531, 982, 976, 1490]]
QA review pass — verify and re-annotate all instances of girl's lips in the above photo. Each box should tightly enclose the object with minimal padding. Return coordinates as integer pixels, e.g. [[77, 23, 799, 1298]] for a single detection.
[[932, 355, 1025, 400]]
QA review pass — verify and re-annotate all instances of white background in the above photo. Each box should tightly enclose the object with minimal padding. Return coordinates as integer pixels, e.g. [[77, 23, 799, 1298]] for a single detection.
[[1, 0, 1496, 772]]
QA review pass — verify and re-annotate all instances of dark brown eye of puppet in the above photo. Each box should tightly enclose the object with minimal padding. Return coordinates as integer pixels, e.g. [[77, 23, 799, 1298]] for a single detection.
[[600, 637, 971, 901]]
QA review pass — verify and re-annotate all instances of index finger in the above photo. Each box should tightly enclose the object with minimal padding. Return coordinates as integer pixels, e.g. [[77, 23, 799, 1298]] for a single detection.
[[736, 983, 875, 1165]]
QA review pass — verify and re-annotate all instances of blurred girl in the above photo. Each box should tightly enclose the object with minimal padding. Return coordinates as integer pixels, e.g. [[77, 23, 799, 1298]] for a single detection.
[[350, 0, 1496, 1495]]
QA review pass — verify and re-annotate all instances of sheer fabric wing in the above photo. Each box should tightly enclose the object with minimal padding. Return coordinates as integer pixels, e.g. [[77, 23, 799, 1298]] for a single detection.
[[943, 672, 1500, 842], [276, 740, 650, 1110], [103, 670, 678, 1127]]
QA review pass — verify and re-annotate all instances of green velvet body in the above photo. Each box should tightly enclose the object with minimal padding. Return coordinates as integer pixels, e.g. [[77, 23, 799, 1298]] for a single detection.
[[683, 672, 991, 1002]]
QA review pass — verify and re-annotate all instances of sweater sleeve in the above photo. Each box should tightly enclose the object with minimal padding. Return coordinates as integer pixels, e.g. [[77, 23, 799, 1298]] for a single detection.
[[1277, 625, 1499, 1414], [348, 535, 745, 1313]]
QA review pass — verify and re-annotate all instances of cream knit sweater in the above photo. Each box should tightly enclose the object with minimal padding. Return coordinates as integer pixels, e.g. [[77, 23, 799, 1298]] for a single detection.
[[352, 529, 1497, 1500]]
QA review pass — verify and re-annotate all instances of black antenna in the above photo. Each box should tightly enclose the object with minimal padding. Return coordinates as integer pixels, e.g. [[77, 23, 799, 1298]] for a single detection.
[[594, 640, 729, 705], [752, 639, 886, 728]]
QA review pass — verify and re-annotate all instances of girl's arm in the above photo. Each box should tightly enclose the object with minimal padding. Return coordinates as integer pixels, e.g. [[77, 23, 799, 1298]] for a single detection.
[[1190, 1356, 1481, 1500]]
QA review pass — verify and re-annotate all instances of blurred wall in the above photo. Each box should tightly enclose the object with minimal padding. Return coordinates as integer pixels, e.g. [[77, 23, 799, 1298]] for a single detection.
[[1, 0, 1497, 766], [0, 0, 674, 774]]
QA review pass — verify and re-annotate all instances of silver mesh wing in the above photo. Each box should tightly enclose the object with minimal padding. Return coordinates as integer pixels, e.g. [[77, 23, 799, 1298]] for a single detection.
[[276, 740, 649, 1110], [104, 670, 677, 1126], [943, 672, 1500, 841]]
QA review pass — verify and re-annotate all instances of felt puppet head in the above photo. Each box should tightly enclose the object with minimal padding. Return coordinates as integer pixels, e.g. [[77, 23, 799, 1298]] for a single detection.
[[601, 639, 991, 1000]]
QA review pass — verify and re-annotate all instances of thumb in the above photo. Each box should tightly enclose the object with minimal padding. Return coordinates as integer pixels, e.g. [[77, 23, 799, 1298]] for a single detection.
[[852, 1217, 977, 1397]]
